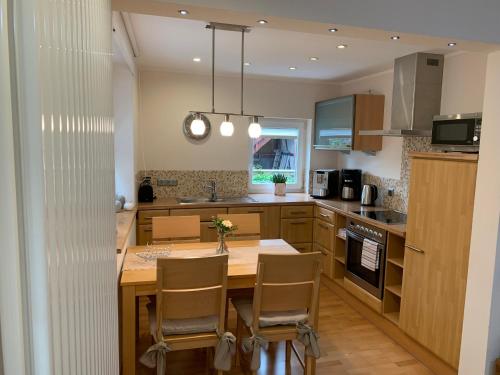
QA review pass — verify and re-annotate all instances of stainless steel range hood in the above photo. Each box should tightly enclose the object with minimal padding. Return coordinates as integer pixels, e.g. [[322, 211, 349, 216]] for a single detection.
[[360, 52, 444, 137]]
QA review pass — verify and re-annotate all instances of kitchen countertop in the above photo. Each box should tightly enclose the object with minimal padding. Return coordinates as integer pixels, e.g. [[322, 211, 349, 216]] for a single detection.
[[138, 193, 406, 237], [116, 209, 137, 253]]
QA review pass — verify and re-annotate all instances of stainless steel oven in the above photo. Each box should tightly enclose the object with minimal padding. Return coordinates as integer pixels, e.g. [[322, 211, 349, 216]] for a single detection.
[[431, 112, 481, 152], [345, 218, 387, 299]]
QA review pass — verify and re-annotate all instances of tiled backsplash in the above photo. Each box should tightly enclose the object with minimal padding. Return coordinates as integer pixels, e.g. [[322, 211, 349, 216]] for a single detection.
[[136, 170, 249, 199], [363, 137, 432, 213]]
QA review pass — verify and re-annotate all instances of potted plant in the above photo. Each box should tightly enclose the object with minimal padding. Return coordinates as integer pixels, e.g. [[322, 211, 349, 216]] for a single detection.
[[272, 173, 287, 196], [212, 217, 238, 254]]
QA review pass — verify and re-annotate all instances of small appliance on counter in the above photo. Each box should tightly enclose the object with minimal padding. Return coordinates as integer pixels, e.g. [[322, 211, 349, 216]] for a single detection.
[[361, 184, 378, 206], [311, 169, 339, 198], [339, 169, 362, 201], [431, 112, 481, 152], [138, 177, 155, 202]]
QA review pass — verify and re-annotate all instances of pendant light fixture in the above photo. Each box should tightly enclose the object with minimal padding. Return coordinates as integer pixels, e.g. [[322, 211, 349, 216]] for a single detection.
[[185, 22, 263, 139]]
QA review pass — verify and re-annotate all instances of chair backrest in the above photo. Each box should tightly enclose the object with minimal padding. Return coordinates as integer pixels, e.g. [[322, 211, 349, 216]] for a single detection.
[[155, 254, 228, 340], [217, 213, 261, 240], [252, 252, 322, 332], [152, 215, 201, 244]]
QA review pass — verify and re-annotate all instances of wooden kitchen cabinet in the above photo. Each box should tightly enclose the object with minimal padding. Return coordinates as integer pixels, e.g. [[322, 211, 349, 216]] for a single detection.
[[137, 209, 170, 225], [281, 205, 314, 219], [200, 222, 218, 242], [281, 218, 313, 244], [228, 206, 280, 239], [137, 224, 153, 245], [313, 219, 335, 251], [292, 243, 312, 253], [314, 206, 336, 225], [314, 243, 333, 279], [399, 153, 478, 369]]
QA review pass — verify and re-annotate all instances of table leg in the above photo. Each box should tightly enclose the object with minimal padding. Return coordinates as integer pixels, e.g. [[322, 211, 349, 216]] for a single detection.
[[121, 285, 136, 375]]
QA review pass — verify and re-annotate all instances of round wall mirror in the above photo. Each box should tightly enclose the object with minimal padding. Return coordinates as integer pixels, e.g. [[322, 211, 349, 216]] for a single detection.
[[183, 113, 211, 141]]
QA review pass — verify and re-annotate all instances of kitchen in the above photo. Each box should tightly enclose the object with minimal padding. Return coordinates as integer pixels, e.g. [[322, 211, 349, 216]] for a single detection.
[[1, 1, 499, 375], [110, 5, 497, 375]]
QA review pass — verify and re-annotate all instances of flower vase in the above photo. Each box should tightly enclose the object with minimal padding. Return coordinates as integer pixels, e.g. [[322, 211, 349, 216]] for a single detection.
[[274, 182, 286, 196], [216, 231, 229, 254]]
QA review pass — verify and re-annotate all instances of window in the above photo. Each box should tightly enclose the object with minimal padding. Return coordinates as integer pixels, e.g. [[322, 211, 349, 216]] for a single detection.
[[249, 119, 307, 192]]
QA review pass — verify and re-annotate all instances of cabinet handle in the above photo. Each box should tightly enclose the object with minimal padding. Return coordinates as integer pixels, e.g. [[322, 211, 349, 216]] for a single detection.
[[319, 213, 329, 218], [406, 244, 425, 254], [290, 221, 307, 225], [290, 211, 307, 215], [248, 210, 264, 213], [143, 228, 152, 232], [318, 222, 329, 230], [208, 224, 216, 229]]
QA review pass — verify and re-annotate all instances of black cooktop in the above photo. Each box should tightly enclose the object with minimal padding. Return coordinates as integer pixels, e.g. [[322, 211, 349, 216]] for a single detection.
[[351, 209, 407, 224]]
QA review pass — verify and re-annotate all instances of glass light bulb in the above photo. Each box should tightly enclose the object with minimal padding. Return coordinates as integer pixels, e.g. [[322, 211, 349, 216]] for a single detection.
[[190, 118, 206, 135], [248, 121, 262, 139], [220, 120, 234, 136]]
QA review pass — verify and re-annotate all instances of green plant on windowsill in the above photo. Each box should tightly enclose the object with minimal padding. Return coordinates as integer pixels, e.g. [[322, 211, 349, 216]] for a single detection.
[[272, 174, 287, 196], [271, 174, 288, 184]]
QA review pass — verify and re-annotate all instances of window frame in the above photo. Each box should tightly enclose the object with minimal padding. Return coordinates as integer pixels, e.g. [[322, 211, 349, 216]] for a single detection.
[[248, 118, 307, 193]]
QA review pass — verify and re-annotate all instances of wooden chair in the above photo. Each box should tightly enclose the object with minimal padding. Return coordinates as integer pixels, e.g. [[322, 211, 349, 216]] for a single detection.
[[146, 254, 229, 374], [233, 252, 322, 375], [152, 215, 200, 244], [217, 213, 261, 240]]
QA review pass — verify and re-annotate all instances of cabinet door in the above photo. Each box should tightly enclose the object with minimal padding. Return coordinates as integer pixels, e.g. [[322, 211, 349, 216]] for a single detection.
[[137, 209, 170, 225], [281, 218, 313, 244], [314, 243, 333, 279], [228, 206, 280, 239], [352, 94, 384, 152], [281, 205, 314, 219], [314, 96, 354, 150], [137, 224, 152, 245], [400, 157, 477, 368], [292, 243, 312, 253], [200, 222, 218, 242], [313, 219, 335, 251]]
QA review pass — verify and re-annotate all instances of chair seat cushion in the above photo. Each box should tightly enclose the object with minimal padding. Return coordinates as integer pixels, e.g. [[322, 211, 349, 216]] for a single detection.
[[232, 298, 308, 328], [147, 303, 218, 336]]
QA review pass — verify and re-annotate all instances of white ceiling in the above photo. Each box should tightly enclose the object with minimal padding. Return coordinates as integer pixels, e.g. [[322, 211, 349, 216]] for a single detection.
[[129, 13, 447, 82]]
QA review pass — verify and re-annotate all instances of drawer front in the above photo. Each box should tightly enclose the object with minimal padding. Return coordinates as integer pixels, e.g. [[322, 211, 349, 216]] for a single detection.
[[281, 218, 313, 243], [170, 207, 227, 222], [281, 205, 314, 219], [314, 243, 333, 279], [137, 224, 152, 245], [137, 209, 170, 225], [313, 219, 335, 251], [292, 243, 312, 253], [228, 206, 280, 239], [200, 222, 218, 242], [315, 206, 335, 225]]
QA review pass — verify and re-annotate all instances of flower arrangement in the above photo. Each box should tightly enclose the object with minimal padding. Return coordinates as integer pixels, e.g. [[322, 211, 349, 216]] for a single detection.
[[212, 217, 238, 254], [272, 173, 287, 196]]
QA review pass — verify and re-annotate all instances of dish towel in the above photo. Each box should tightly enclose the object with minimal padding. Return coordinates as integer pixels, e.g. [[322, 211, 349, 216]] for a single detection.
[[361, 238, 380, 272]]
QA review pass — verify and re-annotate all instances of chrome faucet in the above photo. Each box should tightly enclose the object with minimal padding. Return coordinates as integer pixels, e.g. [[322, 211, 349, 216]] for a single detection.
[[206, 180, 218, 201]]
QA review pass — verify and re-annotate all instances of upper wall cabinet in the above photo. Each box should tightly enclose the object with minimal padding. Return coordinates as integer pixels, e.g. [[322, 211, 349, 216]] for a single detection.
[[314, 94, 384, 152]]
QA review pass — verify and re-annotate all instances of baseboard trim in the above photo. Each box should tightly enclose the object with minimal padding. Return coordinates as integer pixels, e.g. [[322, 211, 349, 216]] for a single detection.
[[322, 278, 457, 375]]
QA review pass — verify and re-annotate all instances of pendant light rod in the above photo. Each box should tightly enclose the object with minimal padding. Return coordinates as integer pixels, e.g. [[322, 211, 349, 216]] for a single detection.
[[240, 28, 244, 115], [212, 26, 216, 113], [190, 110, 262, 117]]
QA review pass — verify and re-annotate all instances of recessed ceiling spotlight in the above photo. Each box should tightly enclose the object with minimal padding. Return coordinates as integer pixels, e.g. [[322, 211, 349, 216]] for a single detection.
[[328, 28, 338, 33], [257, 19, 268, 24], [391, 35, 400, 40], [289, 66, 297, 71], [193, 57, 201, 62], [448, 42, 457, 47], [309, 57, 319, 61], [337, 44, 347, 49], [244, 62, 251, 66], [178, 9, 189, 16]]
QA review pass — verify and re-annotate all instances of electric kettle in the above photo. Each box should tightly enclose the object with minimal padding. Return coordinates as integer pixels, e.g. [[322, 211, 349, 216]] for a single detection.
[[361, 184, 378, 206]]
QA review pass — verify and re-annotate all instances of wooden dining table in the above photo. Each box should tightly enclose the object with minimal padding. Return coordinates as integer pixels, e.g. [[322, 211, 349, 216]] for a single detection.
[[120, 239, 299, 375]]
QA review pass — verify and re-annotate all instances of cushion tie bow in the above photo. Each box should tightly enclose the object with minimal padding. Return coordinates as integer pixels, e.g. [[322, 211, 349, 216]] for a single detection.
[[214, 331, 237, 371], [139, 341, 172, 375], [241, 333, 269, 371], [296, 321, 321, 358]]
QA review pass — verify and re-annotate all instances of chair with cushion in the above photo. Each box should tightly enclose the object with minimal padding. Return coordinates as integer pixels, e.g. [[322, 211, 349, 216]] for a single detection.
[[232, 252, 322, 375], [152, 215, 201, 244], [140, 254, 236, 374], [217, 213, 261, 240]]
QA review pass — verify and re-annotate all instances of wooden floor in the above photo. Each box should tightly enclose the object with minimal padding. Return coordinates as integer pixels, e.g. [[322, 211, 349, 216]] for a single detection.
[[135, 286, 434, 375]]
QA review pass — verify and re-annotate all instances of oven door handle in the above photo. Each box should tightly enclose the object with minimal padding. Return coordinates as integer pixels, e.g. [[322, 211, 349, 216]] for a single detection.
[[346, 230, 384, 248]]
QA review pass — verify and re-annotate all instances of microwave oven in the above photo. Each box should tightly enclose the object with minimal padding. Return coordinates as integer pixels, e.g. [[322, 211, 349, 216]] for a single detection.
[[431, 113, 481, 152]]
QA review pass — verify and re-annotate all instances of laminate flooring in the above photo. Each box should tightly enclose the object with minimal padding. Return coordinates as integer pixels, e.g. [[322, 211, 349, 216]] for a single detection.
[[134, 286, 434, 375]]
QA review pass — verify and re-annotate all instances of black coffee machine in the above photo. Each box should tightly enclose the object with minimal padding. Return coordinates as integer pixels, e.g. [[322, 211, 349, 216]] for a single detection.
[[339, 169, 362, 201]]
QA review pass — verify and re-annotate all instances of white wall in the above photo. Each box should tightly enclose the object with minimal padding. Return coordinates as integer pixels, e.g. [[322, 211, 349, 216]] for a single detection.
[[114, 62, 138, 204], [138, 70, 340, 171], [460, 50, 500, 375], [337, 52, 488, 179]]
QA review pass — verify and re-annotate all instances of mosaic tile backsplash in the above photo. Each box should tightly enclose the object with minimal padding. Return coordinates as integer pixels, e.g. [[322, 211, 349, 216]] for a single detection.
[[362, 136, 432, 213], [136, 170, 249, 199]]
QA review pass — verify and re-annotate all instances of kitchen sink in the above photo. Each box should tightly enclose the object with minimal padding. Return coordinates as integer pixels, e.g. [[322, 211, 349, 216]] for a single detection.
[[176, 196, 257, 204]]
